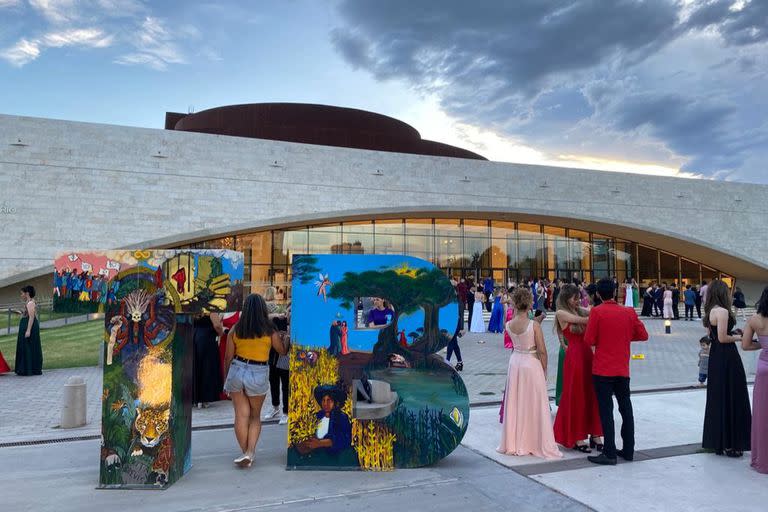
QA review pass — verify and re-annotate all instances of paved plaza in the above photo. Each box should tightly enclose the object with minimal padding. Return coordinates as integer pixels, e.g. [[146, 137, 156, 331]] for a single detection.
[[0, 315, 764, 511]]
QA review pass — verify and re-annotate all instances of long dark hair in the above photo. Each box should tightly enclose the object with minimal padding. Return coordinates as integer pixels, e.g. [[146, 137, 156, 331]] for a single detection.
[[234, 293, 275, 339], [21, 285, 36, 298], [555, 284, 588, 335], [703, 280, 734, 328], [757, 286, 768, 317]]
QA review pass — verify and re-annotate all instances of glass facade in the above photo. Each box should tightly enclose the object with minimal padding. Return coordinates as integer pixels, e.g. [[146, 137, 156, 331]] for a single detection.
[[177, 217, 733, 296]]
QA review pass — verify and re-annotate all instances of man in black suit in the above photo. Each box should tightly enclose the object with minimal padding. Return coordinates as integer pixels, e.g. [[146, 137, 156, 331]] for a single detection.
[[652, 283, 663, 317]]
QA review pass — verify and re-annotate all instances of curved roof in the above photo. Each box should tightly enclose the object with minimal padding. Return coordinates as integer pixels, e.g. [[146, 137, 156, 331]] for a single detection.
[[165, 103, 487, 160]]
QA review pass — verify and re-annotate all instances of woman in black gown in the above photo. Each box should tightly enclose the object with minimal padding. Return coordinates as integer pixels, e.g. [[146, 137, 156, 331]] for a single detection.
[[193, 314, 223, 408], [15, 285, 43, 376], [702, 279, 751, 457]]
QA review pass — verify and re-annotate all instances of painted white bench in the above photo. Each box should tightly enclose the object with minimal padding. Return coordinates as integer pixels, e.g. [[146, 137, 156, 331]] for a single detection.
[[352, 379, 399, 420]]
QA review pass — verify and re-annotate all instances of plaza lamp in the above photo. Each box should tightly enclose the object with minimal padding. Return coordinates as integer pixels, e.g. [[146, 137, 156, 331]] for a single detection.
[[664, 319, 671, 334]]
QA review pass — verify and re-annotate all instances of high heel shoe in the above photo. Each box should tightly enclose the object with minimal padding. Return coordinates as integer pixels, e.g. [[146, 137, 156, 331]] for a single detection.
[[725, 449, 743, 458], [573, 443, 592, 453], [590, 437, 604, 452]]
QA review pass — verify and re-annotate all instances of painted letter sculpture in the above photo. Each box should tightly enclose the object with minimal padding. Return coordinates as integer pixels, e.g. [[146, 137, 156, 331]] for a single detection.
[[53, 250, 244, 489], [287, 255, 468, 470]]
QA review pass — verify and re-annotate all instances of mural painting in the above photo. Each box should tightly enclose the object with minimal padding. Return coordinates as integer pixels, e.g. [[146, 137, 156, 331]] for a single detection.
[[288, 255, 469, 470], [53, 250, 244, 489]]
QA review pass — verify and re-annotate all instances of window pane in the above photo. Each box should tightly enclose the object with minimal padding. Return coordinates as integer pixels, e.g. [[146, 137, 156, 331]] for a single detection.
[[375, 233, 404, 254], [638, 245, 658, 286], [343, 221, 374, 234], [491, 220, 516, 238], [701, 266, 718, 283], [374, 219, 404, 235], [463, 237, 491, 267], [405, 218, 433, 236], [659, 252, 679, 286], [463, 219, 489, 238], [680, 259, 699, 288], [273, 229, 308, 265], [518, 223, 541, 237], [434, 218, 461, 236], [308, 229, 341, 254], [405, 235, 433, 261], [341, 232, 373, 254], [237, 232, 271, 264], [435, 236, 462, 267], [490, 239, 508, 268], [592, 236, 613, 279], [246, 265, 271, 295], [615, 242, 634, 278], [543, 226, 565, 236]]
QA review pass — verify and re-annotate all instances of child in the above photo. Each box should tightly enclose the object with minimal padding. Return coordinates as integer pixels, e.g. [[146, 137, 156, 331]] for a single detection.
[[698, 336, 710, 387]]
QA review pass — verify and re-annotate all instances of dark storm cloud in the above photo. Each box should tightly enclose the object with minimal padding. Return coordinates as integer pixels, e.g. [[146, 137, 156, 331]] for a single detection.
[[685, 0, 768, 46], [331, 0, 767, 181]]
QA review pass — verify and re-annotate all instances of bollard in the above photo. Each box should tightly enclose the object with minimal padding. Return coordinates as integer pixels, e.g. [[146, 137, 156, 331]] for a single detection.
[[61, 376, 87, 428]]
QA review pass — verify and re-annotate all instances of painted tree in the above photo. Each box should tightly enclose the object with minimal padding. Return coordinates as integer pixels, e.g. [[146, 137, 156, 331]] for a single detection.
[[293, 255, 322, 284], [408, 268, 458, 357], [328, 268, 422, 365]]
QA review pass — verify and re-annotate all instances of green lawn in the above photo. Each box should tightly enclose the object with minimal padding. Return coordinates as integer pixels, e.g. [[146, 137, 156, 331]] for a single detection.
[[0, 308, 73, 330], [0, 320, 104, 370]]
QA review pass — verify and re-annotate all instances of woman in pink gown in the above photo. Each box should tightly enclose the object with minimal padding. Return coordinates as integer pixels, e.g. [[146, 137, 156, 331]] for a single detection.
[[498, 287, 562, 459]]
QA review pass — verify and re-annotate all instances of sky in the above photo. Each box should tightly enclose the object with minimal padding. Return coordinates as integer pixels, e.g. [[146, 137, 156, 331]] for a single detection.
[[0, 0, 765, 183]]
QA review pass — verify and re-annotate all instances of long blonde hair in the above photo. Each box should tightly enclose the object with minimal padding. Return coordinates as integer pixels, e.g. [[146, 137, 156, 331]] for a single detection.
[[555, 283, 588, 335]]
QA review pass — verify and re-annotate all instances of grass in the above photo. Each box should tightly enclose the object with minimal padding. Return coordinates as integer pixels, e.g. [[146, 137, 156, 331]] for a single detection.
[[0, 307, 73, 330], [0, 320, 104, 370]]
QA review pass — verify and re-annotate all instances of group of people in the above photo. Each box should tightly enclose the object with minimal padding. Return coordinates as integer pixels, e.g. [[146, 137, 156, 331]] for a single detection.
[[0, 285, 43, 376], [498, 279, 647, 464], [493, 276, 767, 475], [53, 269, 119, 304]]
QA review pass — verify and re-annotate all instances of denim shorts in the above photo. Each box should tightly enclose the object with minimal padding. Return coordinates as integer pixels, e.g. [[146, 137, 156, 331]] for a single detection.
[[224, 359, 269, 396]]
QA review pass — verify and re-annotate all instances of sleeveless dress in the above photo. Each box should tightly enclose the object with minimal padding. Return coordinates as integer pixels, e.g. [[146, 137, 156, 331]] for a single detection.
[[553, 325, 603, 447], [624, 284, 634, 307], [702, 317, 751, 453], [488, 296, 504, 333], [470, 294, 485, 333], [632, 286, 640, 310], [663, 290, 674, 319], [15, 302, 43, 376], [752, 335, 768, 473], [498, 320, 562, 459], [219, 312, 240, 400]]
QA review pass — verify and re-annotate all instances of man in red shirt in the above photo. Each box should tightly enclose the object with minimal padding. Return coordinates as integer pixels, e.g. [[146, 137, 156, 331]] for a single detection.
[[584, 278, 649, 465]]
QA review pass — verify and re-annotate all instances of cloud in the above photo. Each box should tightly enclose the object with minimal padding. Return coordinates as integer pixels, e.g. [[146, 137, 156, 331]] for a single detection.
[[332, 0, 768, 183], [1, 28, 113, 66], [0, 0, 21, 8], [114, 16, 184, 70], [28, 0, 78, 24]]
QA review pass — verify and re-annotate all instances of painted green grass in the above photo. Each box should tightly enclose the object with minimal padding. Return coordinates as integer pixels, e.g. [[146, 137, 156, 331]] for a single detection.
[[0, 320, 103, 370]]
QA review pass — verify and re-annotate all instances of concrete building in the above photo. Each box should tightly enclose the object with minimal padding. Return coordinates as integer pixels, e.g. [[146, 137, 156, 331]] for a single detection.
[[0, 104, 766, 304]]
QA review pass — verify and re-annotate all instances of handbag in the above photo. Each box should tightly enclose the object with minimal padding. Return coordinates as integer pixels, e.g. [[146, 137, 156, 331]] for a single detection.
[[276, 334, 290, 370]]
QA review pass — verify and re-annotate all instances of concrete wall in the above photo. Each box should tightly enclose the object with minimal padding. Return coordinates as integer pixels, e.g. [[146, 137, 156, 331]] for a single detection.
[[1, 113, 767, 304]]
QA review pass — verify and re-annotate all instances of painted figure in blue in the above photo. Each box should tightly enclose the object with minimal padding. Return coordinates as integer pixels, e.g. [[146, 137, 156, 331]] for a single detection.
[[293, 385, 357, 466], [328, 320, 342, 356]]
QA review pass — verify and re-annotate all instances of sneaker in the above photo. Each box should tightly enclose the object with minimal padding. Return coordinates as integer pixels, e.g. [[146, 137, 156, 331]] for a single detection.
[[264, 406, 280, 420], [279, 413, 288, 425]]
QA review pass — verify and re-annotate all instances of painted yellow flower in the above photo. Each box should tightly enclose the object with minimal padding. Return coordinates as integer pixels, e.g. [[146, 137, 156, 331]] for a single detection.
[[111, 400, 126, 412]]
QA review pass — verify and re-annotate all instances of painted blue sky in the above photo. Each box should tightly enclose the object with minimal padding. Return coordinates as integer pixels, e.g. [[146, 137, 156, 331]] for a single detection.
[[1, 1, 765, 183], [290, 255, 458, 352]]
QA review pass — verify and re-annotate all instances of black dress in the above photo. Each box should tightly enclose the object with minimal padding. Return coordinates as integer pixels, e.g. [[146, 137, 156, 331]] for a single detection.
[[193, 315, 223, 404], [702, 316, 751, 453], [15, 304, 43, 376]]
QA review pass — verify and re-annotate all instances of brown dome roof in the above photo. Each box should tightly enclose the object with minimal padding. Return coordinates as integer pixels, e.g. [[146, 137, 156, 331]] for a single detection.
[[166, 103, 486, 160]]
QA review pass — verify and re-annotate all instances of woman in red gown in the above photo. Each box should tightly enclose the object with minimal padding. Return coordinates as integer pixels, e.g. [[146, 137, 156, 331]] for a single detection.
[[553, 284, 604, 451], [213, 311, 240, 400], [0, 349, 10, 373]]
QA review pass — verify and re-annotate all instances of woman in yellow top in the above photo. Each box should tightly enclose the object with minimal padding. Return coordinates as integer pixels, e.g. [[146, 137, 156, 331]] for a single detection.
[[224, 293, 287, 468]]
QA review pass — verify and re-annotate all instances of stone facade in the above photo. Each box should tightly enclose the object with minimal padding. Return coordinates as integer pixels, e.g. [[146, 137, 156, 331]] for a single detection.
[[1, 113, 767, 303]]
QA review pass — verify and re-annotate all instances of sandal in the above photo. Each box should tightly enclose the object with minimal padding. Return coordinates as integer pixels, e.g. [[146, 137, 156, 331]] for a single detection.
[[573, 443, 592, 453], [725, 449, 743, 458], [590, 437, 604, 452]]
